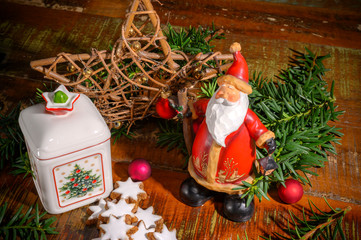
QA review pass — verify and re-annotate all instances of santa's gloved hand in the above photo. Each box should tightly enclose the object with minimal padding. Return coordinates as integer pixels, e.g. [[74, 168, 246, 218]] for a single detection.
[[257, 155, 278, 176], [265, 138, 276, 154]]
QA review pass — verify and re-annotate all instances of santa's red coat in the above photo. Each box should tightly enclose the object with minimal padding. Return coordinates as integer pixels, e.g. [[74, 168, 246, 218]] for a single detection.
[[189, 100, 274, 194]]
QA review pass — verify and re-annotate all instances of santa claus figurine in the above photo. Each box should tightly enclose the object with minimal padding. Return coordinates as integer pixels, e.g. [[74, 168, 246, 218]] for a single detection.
[[180, 42, 277, 222]]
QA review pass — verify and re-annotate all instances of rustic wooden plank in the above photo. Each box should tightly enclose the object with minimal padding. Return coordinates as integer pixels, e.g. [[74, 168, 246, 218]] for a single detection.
[[0, 2, 124, 80], [1, 162, 360, 239], [1, 1, 361, 202], [3, 0, 361, 49], [81, 0, 361, 49], [0, 1, 360, 239]]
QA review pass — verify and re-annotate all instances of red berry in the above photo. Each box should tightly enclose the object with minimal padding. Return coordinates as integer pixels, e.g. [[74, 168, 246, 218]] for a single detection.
[[155, 97, 177, 119], [278, 179, 303, 204]]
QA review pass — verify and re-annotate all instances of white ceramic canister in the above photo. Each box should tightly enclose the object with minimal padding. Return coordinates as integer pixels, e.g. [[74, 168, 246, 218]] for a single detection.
[[19, 85, 113, 214]]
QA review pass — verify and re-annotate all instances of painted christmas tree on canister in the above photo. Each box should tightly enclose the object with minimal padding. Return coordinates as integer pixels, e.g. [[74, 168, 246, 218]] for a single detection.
[[60, 164, 102, 199]]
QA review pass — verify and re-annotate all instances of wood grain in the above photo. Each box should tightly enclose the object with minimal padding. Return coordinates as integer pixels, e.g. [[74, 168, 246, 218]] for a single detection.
[[1, 162, 360, 239], [0, 0, 360, 239]]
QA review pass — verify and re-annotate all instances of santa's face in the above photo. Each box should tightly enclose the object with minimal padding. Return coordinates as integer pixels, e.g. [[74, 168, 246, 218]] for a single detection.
[[215, 83, 240, 103], [206, 84, 249, 147]]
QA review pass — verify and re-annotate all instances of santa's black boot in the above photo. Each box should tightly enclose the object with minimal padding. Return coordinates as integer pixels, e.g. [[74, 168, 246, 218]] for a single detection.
[[180, 177, 214, 207], [223, 194, 255, 222]]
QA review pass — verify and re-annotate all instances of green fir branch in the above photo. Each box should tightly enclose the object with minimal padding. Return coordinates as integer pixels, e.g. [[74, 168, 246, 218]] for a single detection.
[[0, 202, 58, 240], [32, 83, 56, 104], [198, 78, 219, 99], [163, 23, 225, 55], [261, 198, 351, 240], [0, 103, 26, 170], [0, 103, 35, 178], [233, 48, 344, 204], [111, 122, 134, 144], [10, 147, 34, 178], [156, 119, 189, 159]]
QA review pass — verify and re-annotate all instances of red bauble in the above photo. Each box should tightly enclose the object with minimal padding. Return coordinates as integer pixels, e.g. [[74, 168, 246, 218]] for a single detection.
[[278, 179, 304, 204], [128, 158, 151, 181], [155, 97, 177, 119]]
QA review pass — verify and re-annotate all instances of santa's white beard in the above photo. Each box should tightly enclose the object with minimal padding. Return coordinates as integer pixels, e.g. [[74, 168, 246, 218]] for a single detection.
[[206, 89, 249, 147]]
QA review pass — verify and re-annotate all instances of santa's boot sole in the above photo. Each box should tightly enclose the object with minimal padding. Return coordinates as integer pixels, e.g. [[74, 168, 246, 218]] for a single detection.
[[180, 177, 214, 207], [223, 194, 255, 222]]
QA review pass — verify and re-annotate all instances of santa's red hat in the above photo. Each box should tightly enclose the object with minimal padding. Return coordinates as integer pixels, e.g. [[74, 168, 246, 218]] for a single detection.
[[217, 42, 252, 95]]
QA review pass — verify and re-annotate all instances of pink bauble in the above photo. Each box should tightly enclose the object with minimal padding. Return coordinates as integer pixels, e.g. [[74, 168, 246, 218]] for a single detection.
[[128, 159, 151, 181], [278, 179, 303, 204]]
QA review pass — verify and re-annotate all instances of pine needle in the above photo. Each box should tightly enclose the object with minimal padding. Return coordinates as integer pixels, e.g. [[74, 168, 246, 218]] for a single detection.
[[263, 198, 351, 240], [0, 202, 58, 239], [239, 48, 343, 203]]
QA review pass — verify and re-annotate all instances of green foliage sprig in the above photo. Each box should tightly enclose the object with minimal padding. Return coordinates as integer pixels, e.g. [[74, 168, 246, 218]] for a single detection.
[[10, 147, 34, 178], [164, 23, 225, 55], [233, 48, 343, 204], [261, 198, 351, 240], [198, 78, 219, 99], [156, 119, 189, 159], [0, 202, 58, 240], [111, 122, 134, 145], [0, 103, 26, 170]]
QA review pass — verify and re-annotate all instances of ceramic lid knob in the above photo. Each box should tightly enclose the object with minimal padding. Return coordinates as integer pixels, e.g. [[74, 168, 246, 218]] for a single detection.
[[42, 85, 80, 115]]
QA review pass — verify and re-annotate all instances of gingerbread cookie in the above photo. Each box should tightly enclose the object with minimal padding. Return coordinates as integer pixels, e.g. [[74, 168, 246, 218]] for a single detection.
[[99, 215, 138, 240], [134, 206, 163, 230], [86, 198, 107, 225], [110, 178, 147, 203], [87, 178, 178, 239], [147, 224, 177, 240], [100, 199, 137, 223], [129, 221, 154, 240]]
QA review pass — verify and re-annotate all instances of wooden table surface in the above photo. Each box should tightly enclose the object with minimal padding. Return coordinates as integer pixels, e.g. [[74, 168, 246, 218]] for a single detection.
[[1, 0, 361, 239]]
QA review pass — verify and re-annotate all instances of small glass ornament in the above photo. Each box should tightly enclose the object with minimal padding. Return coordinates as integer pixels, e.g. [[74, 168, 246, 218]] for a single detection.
[[131, 41, 142, 52]]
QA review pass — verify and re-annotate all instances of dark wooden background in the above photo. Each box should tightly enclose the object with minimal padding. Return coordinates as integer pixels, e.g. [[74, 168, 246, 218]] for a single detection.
[[0, 0, 360, 239]]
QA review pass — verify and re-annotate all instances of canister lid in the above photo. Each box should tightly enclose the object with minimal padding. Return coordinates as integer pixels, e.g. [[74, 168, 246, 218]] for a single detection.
[[19, 94, 110, 160]]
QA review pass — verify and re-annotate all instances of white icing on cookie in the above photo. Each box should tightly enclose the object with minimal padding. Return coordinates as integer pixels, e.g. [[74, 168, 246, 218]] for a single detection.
[[113, 177, 146, 200], [153, 224, 177, 240], [88, 199, 107, 220], [130, 221, 154, 240], [134, 206, 162, 229], [101, 199, 135, 218], [89, 177, 179, 239], [99, 215, 133, 240]]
